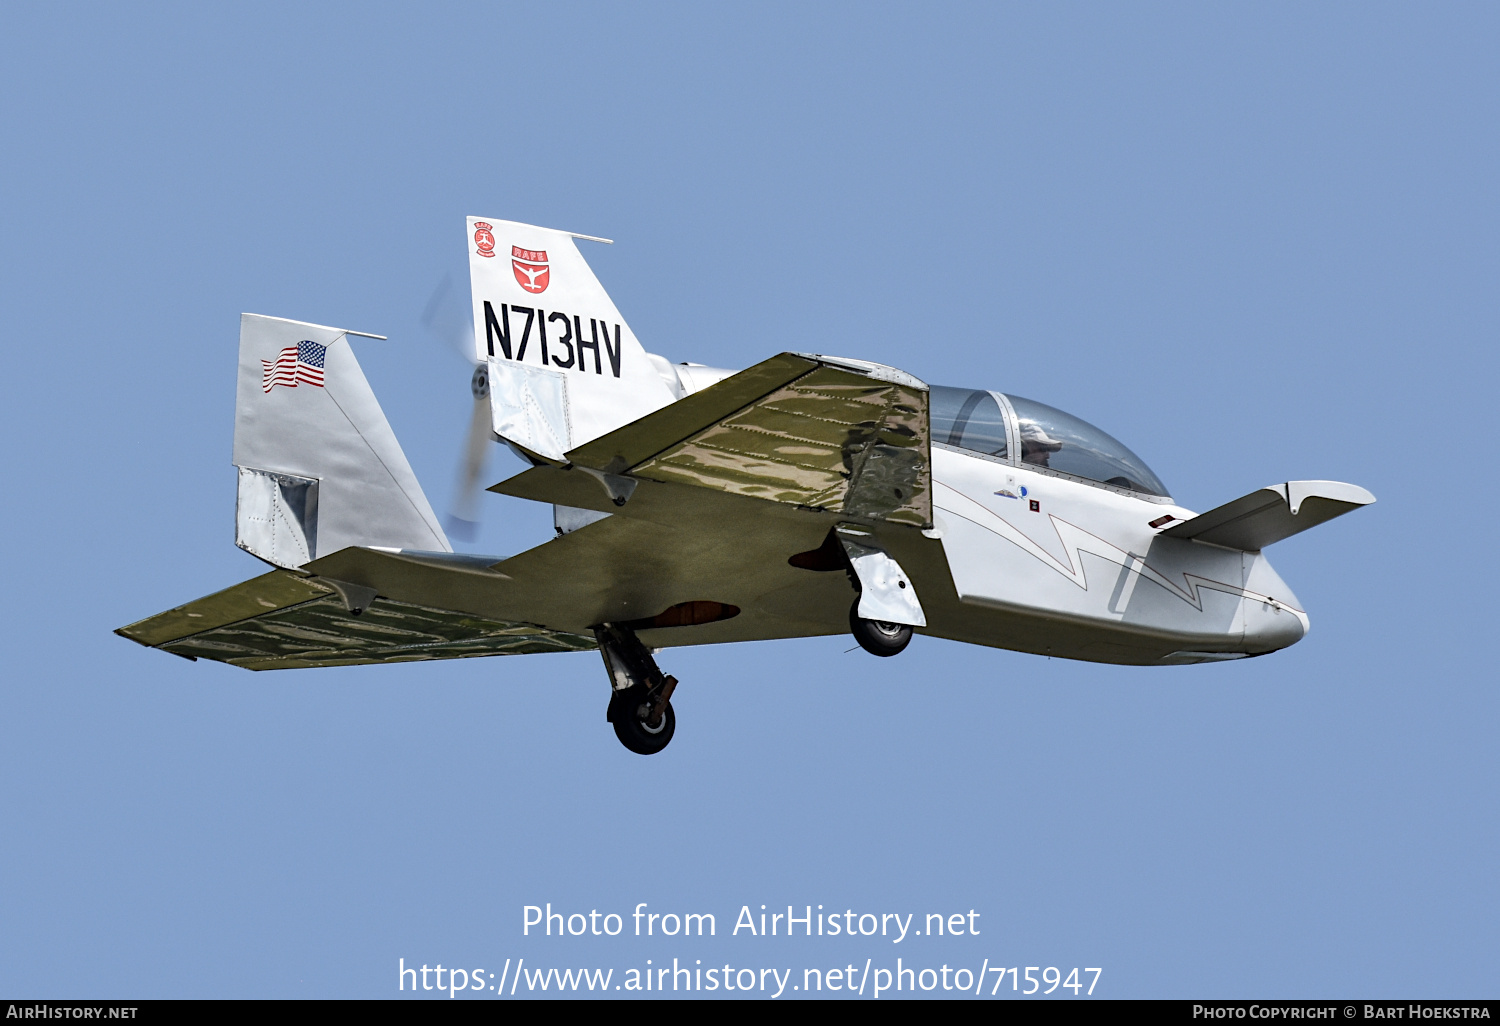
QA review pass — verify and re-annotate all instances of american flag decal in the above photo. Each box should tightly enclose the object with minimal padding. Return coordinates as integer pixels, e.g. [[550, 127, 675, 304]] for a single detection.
[[262, 340, 327, 392]]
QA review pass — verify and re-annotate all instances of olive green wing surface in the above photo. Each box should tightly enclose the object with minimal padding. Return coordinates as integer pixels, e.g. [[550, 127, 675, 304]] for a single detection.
[[115, 568, 594, 671]]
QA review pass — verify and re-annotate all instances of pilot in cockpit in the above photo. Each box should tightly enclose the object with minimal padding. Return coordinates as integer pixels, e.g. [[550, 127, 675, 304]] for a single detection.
[[1019, 421, 1065, 469]]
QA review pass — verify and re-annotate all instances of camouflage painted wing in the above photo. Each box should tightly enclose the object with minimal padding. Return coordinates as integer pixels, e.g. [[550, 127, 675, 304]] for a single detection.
[[522, 352, 933, 527], [116, 569, 594, 670], [117, 353, 941, 669]]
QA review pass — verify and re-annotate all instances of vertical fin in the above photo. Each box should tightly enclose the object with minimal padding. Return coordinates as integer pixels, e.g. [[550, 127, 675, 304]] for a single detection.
[[467, 218, 677, 460], [233, 313, 450, 568]]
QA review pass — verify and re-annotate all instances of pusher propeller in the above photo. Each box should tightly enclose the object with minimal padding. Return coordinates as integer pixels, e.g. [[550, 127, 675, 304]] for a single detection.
[[421, 274, 493, 542]]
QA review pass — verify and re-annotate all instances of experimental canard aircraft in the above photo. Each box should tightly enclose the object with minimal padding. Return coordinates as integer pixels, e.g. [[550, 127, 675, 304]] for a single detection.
[[117, 218, 1374, 754]]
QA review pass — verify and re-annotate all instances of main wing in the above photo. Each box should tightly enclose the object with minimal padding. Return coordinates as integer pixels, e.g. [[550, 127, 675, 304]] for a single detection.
[[115, 566, 595, 670], [119, 354, 951, 667], [558, 351, 932, 526]]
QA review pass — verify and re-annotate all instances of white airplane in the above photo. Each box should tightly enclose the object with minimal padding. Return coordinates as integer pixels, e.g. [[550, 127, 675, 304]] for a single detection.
[[117, 218, 1374, 755]]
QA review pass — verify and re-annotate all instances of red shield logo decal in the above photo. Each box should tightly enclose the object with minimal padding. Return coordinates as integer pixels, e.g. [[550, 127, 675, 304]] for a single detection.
[[512, 246, 549, 293], [473, 222, 496, 258]]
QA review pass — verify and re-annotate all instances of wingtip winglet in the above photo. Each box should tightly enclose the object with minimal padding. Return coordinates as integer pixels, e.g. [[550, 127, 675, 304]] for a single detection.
[[1283, 480, 1375, 515]]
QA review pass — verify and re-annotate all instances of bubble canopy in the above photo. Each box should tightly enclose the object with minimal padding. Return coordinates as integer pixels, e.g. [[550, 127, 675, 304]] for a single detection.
[[929, 386, 1008, 458], [929, 385, 1170, 498]]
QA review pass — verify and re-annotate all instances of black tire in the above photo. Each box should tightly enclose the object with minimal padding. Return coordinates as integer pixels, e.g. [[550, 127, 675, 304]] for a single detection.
[[849, 601, 913, 657], [609, 686, 676, 755]]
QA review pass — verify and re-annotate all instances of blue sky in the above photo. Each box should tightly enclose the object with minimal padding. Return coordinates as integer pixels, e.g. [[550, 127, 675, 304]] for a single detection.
[[1, 2, 1495, 999]]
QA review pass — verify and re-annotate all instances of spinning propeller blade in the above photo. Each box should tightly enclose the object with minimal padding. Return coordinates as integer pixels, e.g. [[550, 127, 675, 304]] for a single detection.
[[420, 273, 476, 366], [422, 275, 492, 541], [448, 365, 493, 540]]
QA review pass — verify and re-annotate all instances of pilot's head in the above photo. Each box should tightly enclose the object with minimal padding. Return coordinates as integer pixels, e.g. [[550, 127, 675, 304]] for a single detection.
[[1019, 421, 1064, 468]]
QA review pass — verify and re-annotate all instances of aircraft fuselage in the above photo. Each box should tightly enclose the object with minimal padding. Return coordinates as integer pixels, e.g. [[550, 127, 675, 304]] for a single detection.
[[921, 444, 1306, 666]]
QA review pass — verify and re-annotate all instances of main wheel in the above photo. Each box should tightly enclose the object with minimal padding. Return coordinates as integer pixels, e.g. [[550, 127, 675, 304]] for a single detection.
[[609, 686, 676, 755], [849, 601, 913, 657]]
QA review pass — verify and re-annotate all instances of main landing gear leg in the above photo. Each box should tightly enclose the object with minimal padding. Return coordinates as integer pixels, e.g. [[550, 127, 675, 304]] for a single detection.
[[594, 623, 678, 755], [834, 525, 924, 658]]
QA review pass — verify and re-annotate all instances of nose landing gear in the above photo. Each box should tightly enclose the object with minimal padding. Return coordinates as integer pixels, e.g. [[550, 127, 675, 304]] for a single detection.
[[595, 623, 679, 755]]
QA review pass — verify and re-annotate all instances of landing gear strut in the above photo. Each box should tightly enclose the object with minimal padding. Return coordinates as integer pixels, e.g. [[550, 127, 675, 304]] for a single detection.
[[595, 623, 678, 755]]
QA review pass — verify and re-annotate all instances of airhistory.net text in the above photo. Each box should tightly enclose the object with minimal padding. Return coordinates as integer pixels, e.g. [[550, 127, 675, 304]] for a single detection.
[[522, 903, 981, 942]]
